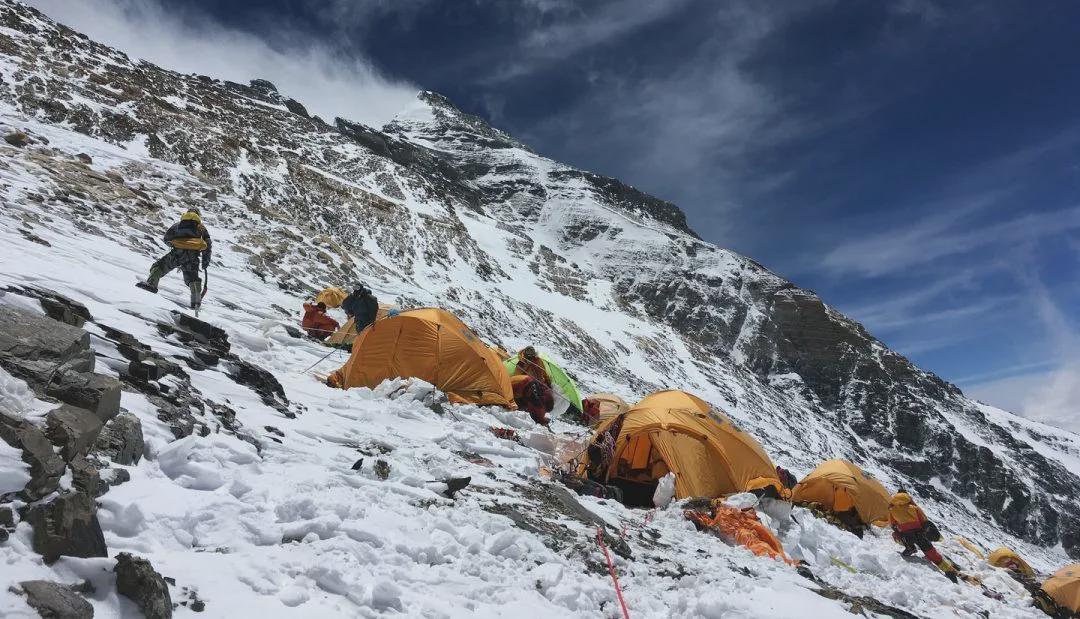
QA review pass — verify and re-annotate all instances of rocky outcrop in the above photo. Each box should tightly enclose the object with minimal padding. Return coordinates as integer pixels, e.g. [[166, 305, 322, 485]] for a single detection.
[[92, 412, 143, 466], [45, 404, 103, 462], [114, 552, 173, 619], [0, 305, 119, 422], [24, 491, 107, 563], [0, 415, 65, 500], [18, 580, 94, 618]]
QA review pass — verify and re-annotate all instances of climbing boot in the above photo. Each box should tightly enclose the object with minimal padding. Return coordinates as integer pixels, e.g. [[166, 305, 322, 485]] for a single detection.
[[136, 266, 163, 293], [937, 559, 959, 583], [188, 281, 202, 310]]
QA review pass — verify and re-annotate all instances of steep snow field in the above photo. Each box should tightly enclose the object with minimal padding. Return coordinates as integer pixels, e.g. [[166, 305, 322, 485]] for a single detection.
[[0, 103, 1058, 617]]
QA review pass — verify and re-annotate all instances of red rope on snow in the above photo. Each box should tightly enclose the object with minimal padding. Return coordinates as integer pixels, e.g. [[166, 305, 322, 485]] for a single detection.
[[596, 526, 631, 619]]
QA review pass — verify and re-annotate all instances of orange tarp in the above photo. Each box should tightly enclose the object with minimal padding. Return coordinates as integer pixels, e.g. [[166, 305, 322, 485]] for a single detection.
[[687, 505, 795, 565], [327, 308, 514, 407]]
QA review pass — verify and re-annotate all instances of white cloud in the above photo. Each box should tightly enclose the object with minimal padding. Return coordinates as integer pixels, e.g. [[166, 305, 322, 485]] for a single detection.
[[26, 0, 418, 126]]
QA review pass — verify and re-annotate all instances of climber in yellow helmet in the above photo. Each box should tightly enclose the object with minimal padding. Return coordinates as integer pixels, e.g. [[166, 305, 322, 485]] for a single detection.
[[137, 208, 213, 309]]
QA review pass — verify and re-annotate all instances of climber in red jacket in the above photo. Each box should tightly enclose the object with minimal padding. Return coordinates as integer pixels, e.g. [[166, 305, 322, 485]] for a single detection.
[[511, 374, 554, 425], [302, 302, 339, 340]]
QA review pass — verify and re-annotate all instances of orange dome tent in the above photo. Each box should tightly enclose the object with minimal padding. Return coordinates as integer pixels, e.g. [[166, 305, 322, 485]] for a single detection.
[[1040, 564, 1080, 616], [791, 459, 892, 526], [588, 393, 630, 424], [988, 547, 1035, 578], [315, 286, 349, 308], [326, 308, 513, 407], [580, 390, 782, 504]]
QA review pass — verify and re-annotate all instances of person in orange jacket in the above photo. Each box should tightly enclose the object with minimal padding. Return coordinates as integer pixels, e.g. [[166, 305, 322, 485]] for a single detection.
[[302, 302, 339, 340], [889, 491, 959, 582]]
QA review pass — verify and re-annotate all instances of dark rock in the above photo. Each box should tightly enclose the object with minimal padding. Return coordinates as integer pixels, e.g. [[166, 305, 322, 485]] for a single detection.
[[165, 312, 230, 355], [0, 528, 8, 543], [249, 78, 278, 93], [25, 492, 107, 563], [19, 580, 94, 618], [283, 98, 308, 118], [0, 505, 14, 527], [2, 286, 92, 328], [283, 325, 303, 339], [374, 460, 390, 480], [0, 305, 94, 378], [102, 467, 130, 488], [0, 415, 65, 500], [45, 404, 103, 461], [4, 130, 28, 146], [224, 358, 288, 411], [45, 372, 120, 424], [68, 456, 104, 497], [351, 458, 363, 471], [92, 412, 143, 465], [126, 359, 161, 382], [114, 552, 173, 619], [75, 153, 92, 165]]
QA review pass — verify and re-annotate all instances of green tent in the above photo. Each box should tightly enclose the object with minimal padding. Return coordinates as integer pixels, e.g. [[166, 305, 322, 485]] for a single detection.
[[504, 352, 583, 413]]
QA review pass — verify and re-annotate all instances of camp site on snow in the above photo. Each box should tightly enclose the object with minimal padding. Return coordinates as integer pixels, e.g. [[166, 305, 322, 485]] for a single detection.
[[2, 3, 1080, 616]]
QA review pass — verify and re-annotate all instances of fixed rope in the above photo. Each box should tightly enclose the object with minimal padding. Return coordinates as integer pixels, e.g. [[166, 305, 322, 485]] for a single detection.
[[595, 526, 631, 619]]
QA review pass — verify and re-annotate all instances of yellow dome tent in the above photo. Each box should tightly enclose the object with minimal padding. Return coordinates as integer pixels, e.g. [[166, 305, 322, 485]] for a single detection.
[[326, 303, 396, 347], [580, 390, 782, 504], [1041, 564, 1080, 615], [791, 459, 891, 525], [315, 286, 349, 308], [988, 547, 1035, 578], [587, 392, 629, 424], [326, 308, 514, 407]]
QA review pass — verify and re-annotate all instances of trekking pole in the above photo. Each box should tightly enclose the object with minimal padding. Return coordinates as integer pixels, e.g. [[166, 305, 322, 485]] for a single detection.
[[201, 265, 209, 302]]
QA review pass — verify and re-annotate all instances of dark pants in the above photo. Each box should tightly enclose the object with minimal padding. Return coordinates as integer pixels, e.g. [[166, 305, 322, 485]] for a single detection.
[[899, 529, 942, 563], [152, 249, 202, 285]]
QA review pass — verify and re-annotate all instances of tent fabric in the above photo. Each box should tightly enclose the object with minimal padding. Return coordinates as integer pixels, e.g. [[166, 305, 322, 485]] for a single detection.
[[315, 286, 349, 308], [791, 459, 891, 525], [327, 308, 514, 407], [504, 353, 583, 412], [954, 537, 986, 559], [988, 547, 1035, 578], [1042, 564, 1080, 613], [589, 393, 630, 424], [686, 505, 795, 565], [582, 390, 781, 499], [326, 304, 396, 347]]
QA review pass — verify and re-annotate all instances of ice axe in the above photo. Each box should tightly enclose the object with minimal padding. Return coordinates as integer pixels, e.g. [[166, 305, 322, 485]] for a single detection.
[[201, 264, 209, 302]]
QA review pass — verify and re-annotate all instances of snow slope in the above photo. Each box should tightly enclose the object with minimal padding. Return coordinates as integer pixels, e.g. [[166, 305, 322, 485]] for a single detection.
[[0, 80, 1059, 619], [0, 0, 1076, 615]]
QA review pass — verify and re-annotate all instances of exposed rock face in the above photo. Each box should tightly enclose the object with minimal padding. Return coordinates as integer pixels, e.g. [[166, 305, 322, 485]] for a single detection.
[[0, 415, 65, 500], [24, 492, 107, 563], [44, 404, 103, 462], [114, 552, 173, 619], [92, 412, 143, 466], [0, 305, 119, 422], [19, 580, 94, 618]]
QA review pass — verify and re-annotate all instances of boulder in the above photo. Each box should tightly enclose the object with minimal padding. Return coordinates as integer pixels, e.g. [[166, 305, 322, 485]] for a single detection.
[[3, 287, 93, 328], [68, 456, 105, 497], [45, 404, 103, 461], [0, 415, 65, 500], [25, 492, 107, 563], [45, 372, 121, 424], [92, 412, 143, 465], [166, 312, 230, 355], [114, 553, 172, 619], [0, 305, 94, 379], [284, 98, 309, 118], [4, 130, 29, 147], [75, 153, 92, 165], [19, 580, 94, 618]]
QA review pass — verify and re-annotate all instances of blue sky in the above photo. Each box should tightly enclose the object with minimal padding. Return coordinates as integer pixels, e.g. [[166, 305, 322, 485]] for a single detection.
[[31, 0, 1080, 431]]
